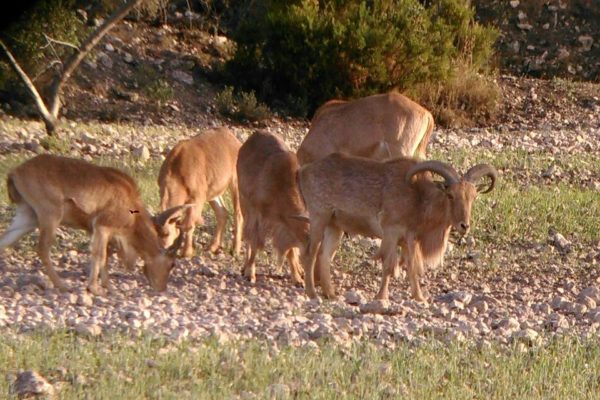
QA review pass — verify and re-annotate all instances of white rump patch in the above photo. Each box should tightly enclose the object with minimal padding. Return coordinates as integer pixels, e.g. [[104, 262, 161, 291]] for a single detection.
[[0, 204, 37, 250]]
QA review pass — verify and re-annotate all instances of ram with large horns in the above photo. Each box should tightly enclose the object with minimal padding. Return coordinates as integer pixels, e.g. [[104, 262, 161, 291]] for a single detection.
[[297, 153, 497, 302]]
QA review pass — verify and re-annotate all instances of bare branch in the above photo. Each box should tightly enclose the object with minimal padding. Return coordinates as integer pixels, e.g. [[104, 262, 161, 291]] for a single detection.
[[47, 0, 145, 116], [42, 34, 62, 67], [42, 34, 80, 51], [32, 60, 62, 82], [0, 39, 56, 132]]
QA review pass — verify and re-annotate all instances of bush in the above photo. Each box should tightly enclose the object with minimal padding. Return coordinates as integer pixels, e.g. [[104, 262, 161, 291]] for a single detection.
[[225, 0, 498, 121], [144, 79, 175, 104], [0, 0, 84, 91], [410, 64, 500, 127], [215, 86, 270, 122]]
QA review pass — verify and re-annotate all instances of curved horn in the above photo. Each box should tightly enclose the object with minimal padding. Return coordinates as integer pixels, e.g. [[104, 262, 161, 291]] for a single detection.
[[406, 160, 460, 186], [288, 214, 310, 224], [464, 164, 498, 193], [153, 204, 194, 227]]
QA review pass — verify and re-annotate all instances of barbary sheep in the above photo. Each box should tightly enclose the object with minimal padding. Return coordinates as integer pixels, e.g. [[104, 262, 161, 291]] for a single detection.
[[298, 153, 497, 302], [236, 130, 307, 285], [0, 154, 189, 294], [297, 91, 434, 165], [158, 127, 242, 258]]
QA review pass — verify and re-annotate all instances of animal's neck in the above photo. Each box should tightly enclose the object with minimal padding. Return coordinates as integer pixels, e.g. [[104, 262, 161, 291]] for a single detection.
[[420, 189, 452, 229], [131, 216, 162, 259]]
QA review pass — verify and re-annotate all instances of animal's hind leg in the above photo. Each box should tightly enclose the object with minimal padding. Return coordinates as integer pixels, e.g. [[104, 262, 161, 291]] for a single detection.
[[317, 225, 343, 299], [37, 217, 67, 291], [208, 197, 227, 254], [0, 204, 37, 251], [88, 226, 110, 295], [230, 181, 243, 256]]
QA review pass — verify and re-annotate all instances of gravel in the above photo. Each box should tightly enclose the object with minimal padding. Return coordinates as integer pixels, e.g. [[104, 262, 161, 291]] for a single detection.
[[0, 104, 599, 348], [0, 246, 598, 348]]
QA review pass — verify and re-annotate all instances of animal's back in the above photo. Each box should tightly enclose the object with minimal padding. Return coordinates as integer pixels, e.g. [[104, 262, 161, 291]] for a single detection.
[[237, 130, 295, 208], [298, 92, 432, 164], [7, 154, 143, 232], [299, 153, 387, 217], [159, 127, 241, 204], [10, 154, 140, 210]]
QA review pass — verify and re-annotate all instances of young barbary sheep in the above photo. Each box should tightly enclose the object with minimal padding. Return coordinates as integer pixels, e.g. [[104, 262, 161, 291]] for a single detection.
[[297, 91, 434, 165], [0, 154, 189, 294], [236, 130, 308, 285], [158, 127, 243, 258], [298, 154, 497, 302]]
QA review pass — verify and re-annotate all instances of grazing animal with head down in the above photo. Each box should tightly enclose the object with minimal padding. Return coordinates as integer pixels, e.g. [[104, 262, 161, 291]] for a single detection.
[[236, 130, 307, 285], [157, 127, 243, 258], [0, 154, 189, 294]]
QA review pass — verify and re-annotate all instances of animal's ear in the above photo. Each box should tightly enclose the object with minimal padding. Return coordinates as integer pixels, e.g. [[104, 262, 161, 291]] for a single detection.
[[166, 230, 187, 257], [154, 204, 194, 228]]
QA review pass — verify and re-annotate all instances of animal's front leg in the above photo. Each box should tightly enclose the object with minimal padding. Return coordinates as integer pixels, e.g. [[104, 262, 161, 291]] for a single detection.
[[181, 202, 200, 258], [286, 247, 305, 287], [404, 235, 426, 303], [243, 238, 258, 283], [303, 214, 329, 299], [375, 229, 401, 301]]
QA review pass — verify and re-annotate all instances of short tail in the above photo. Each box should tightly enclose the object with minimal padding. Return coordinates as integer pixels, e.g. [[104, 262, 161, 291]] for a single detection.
[[414, 112, 434, 159], [295, 167, 307, 210], [6, 174, 22, 204]]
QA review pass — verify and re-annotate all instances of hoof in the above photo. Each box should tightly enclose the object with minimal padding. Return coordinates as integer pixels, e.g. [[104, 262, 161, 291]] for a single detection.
[[87, 284, 105, 296], [243, 272, 256, 284], [292, 278, 305, 288], [209, 243, 221, 254]]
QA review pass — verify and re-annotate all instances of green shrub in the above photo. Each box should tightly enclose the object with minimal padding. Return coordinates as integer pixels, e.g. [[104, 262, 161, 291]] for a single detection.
[[225, 0, 498, 121], [0, 0, 84, 91], [40, 135, 70, 154], [144, 79, 175, 104], [410, 64, 500, 127], [215, 86, 271, 122]]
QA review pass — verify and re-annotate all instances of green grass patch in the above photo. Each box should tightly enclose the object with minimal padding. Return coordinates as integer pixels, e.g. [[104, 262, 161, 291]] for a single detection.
[[1, 331, 600, 399], [1, 147, 598, 248], [429, 147, 600, 244], [472, 181, 599, 244], [431, 146, 600, 182]]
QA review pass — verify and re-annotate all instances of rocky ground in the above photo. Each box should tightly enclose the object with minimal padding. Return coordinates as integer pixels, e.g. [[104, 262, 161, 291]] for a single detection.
[[0, 101, 598, 349], [0, 5, 599, 350], [476, 0, 600, 81]]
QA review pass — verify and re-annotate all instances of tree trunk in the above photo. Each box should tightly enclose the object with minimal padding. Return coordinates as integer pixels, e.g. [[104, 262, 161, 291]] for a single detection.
[[47, 0, 145, 118], [0, 39, 57, 134], [0, 0, 145, 136]]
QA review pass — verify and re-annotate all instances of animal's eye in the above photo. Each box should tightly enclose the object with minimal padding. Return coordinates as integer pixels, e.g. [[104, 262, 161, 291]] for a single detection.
[[447, 193, 454, 200]]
